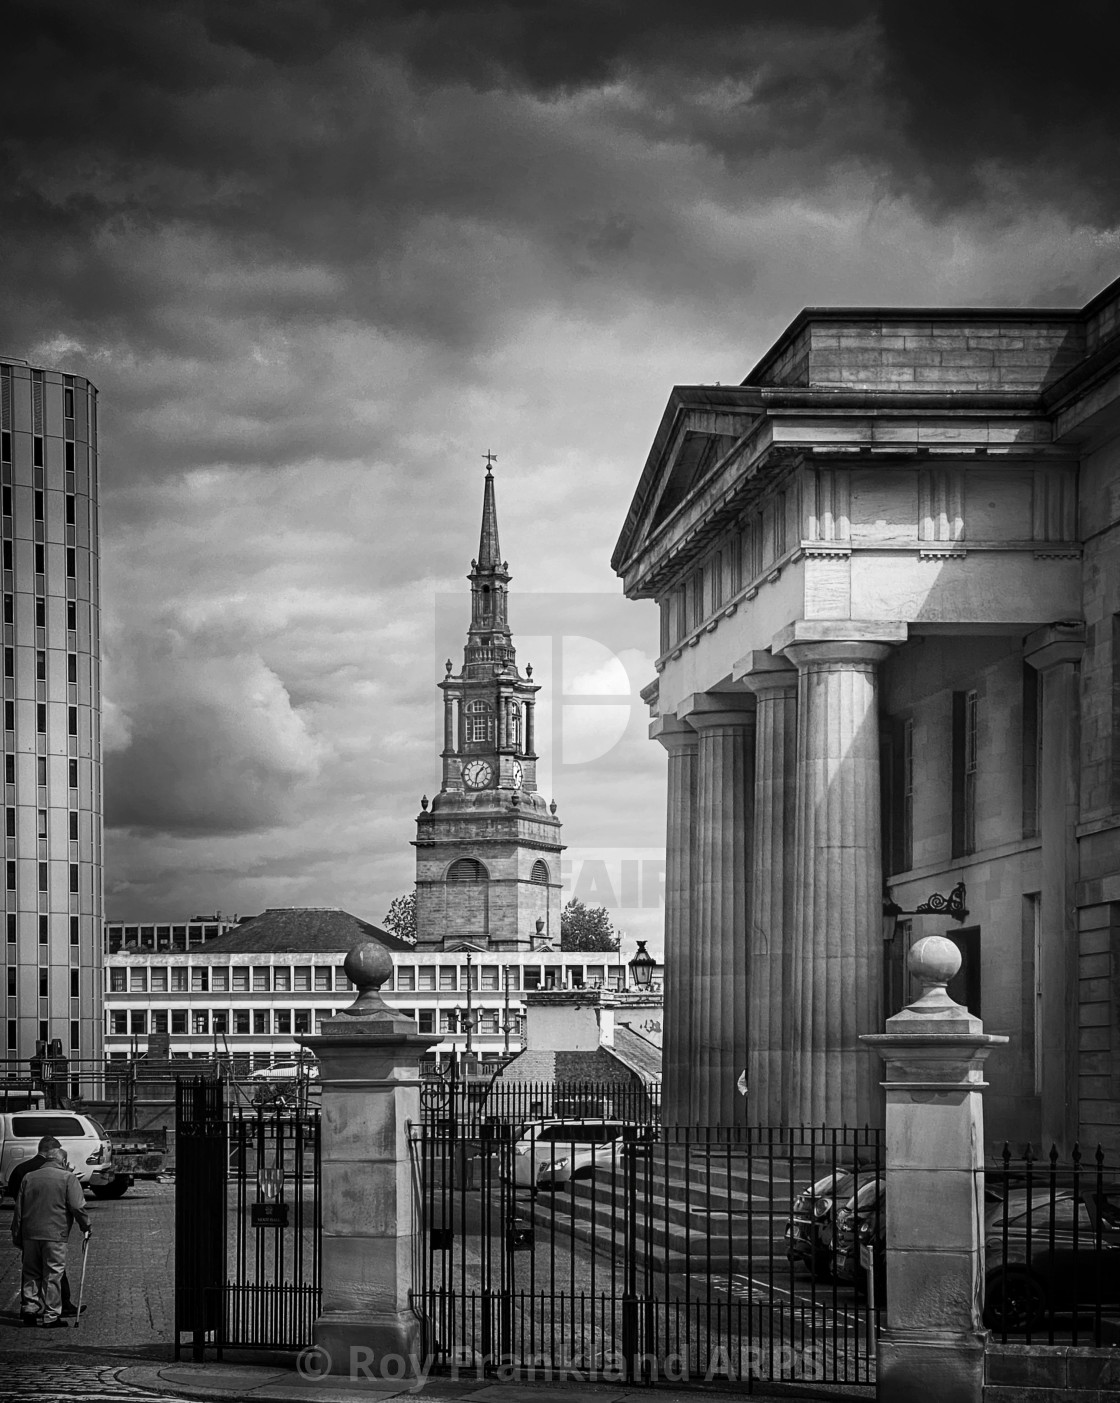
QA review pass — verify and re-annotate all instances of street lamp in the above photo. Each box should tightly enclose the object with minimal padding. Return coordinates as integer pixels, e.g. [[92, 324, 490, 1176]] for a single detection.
[[628, 940, 656, 990], [882, 881, 969, 942], [464, 949, 474, 1060]]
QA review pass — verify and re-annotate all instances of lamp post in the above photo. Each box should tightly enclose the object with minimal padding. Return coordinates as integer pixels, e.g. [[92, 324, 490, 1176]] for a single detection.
[[882, 881, 969, 943], [628, 940, 656, 991], [464, 950, 474, 1062], [501, 965, 514, 1055]]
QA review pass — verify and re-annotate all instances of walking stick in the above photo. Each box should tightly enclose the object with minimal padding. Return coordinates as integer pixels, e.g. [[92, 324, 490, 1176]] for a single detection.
[[74, 1233, 90, 1329]]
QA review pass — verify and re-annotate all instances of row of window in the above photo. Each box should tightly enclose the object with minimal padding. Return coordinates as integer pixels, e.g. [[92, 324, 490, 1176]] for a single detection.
[[106, 1007, 526, 1038], [3, 649, 81, 682], [6, 860, 81, 891], [0, 701, 83, 736], [5, 967, 81, 998], [0, 540, 79, 577], [108, 964, 342, 993], [5, 809, 81, 839], [2, 596, 80, 631], [392, 962, 620, 992], [2, 756, 82, 787], [1, 487, 80, 522], [6, 1017, 80, 1052], [6, 914, 81, 944]]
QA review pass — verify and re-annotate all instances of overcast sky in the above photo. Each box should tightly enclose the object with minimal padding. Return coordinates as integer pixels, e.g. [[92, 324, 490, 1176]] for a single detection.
[[2, 2, 1118, 949]]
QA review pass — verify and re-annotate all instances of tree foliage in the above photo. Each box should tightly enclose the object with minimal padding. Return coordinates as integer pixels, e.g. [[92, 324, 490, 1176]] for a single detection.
[[382, 890, 417, 943], [560, 898, 619, 952]]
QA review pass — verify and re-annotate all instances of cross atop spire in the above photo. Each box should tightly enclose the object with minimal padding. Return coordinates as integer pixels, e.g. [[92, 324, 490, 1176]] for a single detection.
[[477, 454, 502, 567], [482, 450, 498, 472]]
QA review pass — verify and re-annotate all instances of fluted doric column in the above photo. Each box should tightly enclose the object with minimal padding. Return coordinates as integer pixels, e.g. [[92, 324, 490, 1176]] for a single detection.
[[778, 625, 904, 1127], [737, 653, 798, 1127], [651, 716, 698, 1129], [679, 692, 755, 1128]]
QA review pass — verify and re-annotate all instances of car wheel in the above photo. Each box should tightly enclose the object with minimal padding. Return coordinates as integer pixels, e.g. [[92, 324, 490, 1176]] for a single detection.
[[984, 1270, 1046, 1333], [91, 1178, 130, 1199]]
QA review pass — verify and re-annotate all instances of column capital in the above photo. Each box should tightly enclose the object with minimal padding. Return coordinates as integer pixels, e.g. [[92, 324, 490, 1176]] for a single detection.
[[773, 618, 907, 666], [650, 714, 698, 752], [676, 690, 756, 730], [732, 649, 798, 698], [1023, 619, 1085, 672]]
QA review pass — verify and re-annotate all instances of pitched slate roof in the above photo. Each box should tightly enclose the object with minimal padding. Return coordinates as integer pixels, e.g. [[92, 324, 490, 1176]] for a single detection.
[[608, 1025, 663, 1084], [197, 907, 413, 956]]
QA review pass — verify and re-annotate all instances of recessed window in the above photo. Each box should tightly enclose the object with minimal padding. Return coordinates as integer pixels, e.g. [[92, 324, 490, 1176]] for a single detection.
[[65, 443, 74, 472], [190, 967, 209, 992], [274, 1010, 291, 1035], [68, 759, 77, 788], [192, 1011, 208, 1035], [3, 595, 11, 623], [3, 648, 11, 678], [273, 967, 291, 992], [70, 969, 79, 999], [34, 491, 43, 521], [2, 487, 10, 516], [171, 1011, 187, 1035], [252, 1010, 268, 1035], [66, 495, 75, 525], [36, 704, 45, 733], [231, 967, 249, 991], [1, 432, 10, 462], [69, 863, 78, 893], [6, 912, 14, 940], [38, 968, 48, 998], [150, 967, 167, 992], [314, 966, 332, 992], [66, 548, 75, 578], [293, 966, 311, 991], [68, 811, 78, 840], [68, 706, 77, 736], [38, 915, 47, 943], [109, 969, 126, 992], [67, 655, 77, 684], [211, 967, 229, 993], [6, 968, 14, 995], [2, 542, 11, 571], [130, 969, 146, 992], [38, 861, 48, 891], [233, 1010, 250, 1034], [67, 602, 76, 631], [110, 1012, 127, 1035], [170, 968, 188, 991], [35, 597, 45, 627], [37, 809, 46, 838], [252, 968, 270, 992], [5, 807, 13, 837], [36, 651, 45, 681], [69, 916, 78, 946], [65, 388, 74, 418], [35, 544, 44, 573], [33, 436, 43, 467], [151, 1011, 168, 1034]]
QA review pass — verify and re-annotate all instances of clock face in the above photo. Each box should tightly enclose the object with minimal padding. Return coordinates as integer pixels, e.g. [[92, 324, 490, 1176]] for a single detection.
[[510, 761, 524, 790], [462, 758, 494, 791]]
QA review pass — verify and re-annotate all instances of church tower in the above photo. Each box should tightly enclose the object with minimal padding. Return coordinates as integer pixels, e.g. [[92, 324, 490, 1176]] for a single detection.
[[414, 464, 564, 950]]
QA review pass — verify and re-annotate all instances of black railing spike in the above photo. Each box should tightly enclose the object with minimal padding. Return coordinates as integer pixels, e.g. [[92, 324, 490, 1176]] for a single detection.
[[1097, 1144, 1106, 1169], [1024, 1142, 1035, 1163], [1001, 1140, 1011, 1169], [1050, 1143, 1061, 1170], [1071, 1141, 1082, 1168]]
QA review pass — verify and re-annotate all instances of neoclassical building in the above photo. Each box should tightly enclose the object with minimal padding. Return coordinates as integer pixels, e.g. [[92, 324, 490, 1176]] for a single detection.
[[414, 467, 565, 950], [615, 279, 1120, 1152]]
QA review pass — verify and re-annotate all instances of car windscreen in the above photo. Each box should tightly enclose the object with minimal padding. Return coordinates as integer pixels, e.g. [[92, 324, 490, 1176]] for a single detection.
[[536, 1124, 623, 1145], [10, 1115, 86, 1138]]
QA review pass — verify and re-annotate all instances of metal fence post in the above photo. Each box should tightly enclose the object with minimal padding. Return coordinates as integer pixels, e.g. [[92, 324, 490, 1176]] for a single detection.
[[862, 935, 1007, 1403]]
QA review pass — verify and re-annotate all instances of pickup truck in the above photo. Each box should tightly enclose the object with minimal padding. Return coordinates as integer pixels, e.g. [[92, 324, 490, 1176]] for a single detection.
[[94, 1126, 169, 1198]]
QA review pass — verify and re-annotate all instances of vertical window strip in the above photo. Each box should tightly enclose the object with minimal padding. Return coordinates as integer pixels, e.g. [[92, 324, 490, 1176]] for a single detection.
[[902, 717, 914, 870], [963, 689, 978, 855]]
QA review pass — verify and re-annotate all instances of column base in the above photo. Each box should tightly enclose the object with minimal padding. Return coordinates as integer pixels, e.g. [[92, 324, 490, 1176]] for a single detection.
[[878, 1329, 985, 1403], [314, 1308, 427, 1379]]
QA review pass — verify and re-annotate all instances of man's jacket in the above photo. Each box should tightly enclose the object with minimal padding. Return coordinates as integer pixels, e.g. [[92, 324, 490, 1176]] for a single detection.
[[12, 1162, 90, 1244], [7, 1153, 47, 1203]]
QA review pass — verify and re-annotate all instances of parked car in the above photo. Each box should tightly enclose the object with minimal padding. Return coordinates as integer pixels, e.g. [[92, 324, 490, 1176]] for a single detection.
[[983, 1186, 1120, 1333], [786, 1166, 875, 1280], [833, 1179, 885, 1297], [508, 1120, 629, 1190], [0, 1109, 115, 1197]]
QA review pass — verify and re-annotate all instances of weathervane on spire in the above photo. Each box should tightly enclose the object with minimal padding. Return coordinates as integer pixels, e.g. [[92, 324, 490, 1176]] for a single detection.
[[482, 450, 497, 474]]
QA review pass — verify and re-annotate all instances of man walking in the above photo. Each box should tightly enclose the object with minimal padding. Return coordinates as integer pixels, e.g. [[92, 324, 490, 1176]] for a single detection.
[[8, 1137, 80, 1321], [11, 1137, 91, 1328]]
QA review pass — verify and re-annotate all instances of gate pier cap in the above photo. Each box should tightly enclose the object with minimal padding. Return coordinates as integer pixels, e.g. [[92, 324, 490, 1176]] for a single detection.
[[862, 935, 1007, 1403], [297, 938, 439, 1378]]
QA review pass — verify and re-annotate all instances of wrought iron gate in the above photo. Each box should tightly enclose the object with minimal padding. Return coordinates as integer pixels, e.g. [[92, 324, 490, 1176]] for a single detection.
[[175, 1079, 321, 1358], [411, 1116, 881, 1389]]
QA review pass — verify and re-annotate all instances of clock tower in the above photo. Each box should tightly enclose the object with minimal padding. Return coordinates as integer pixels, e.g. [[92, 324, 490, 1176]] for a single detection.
[[413, 464, 564, 950]]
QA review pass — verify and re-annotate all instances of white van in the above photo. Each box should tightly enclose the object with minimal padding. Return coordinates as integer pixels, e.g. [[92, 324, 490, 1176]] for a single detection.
[[0, 1110, 114, 1197]]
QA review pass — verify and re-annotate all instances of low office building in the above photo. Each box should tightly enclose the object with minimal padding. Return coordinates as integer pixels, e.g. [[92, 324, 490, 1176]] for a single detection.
[[103, 906, 650, 1067]]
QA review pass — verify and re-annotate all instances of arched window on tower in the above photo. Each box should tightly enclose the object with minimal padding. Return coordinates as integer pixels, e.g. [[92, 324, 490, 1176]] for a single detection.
[[448, 858, 489, 882], [531, 860, 550, 884], [464, 700, 493, 744]]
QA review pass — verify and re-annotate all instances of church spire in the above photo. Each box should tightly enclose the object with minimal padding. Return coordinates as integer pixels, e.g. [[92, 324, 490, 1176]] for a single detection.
[[478, 455, 501, 567]]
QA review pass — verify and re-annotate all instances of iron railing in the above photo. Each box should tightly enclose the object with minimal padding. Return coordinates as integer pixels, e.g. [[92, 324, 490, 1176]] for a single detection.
[[420, 1076, 661, 1133], [982, 1142, 1119, 1347], [174, 1079, 322, 1358], [410, 1120, 881, 1388]]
